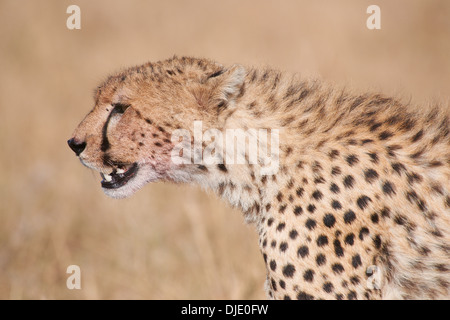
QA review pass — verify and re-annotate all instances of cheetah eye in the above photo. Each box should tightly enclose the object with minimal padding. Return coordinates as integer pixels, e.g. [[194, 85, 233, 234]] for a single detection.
[[111, 103, 130, 114], [105, 103, 131, 133]]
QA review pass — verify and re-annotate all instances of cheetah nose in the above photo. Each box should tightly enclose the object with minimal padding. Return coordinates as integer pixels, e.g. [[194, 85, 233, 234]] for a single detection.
[[67, 138, 86, 156]]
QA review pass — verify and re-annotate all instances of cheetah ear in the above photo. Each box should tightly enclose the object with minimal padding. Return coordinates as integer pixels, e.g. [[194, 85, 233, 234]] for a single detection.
[[196, 64, 246, 109]]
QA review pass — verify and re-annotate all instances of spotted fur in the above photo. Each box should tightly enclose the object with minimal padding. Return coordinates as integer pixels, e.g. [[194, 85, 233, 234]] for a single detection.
[[69, 56, 450, 299]]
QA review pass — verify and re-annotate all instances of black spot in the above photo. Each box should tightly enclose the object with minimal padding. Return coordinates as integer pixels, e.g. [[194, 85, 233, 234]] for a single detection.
[[411, 130, 424, 143], [284, 295, 291, 300], [410, 148, 425, 159], [296, 187, 304, 197], [333, 240, 344, 257], [297, 291, 314, 300], [289, 229, 298, 240], [331, 166, 341, 176], [379, 131, 393, 140], [279, 242, 288, 252], [279, 204, 287, 213], [270, 260, 277, 271], [312, 190, 323, 200], [312, 161, 323, 172], [197, 165, 208, 171], [314, 176, 325, 184], [294, 206, 303, 216], [407, 172, 422, 184], [303, 269, 315, 282], [282, 264, 296, 278], [270, 240, 277, 248], [271, 278, 277, 291], [368, 152, 379, 163], [335, 293, 344, 300], [382, 181, 396, 196], [267, 218, 274, 227], [343, 175, 355, 189], [217, 164, 227, 172], [434, 264, 448, 272], [279, 280, 286, 289], [332, 263, 344, 274], [276, 222, 286, 232], [364, 169, 379, 183], [305, 219, 317, 230], [328, 149, 340, 159], [154, 142, 162, 147], [405, 190, 419, 203], [286, 179, 295, 189], [344, 233, 355, 246], [371, 213, 379, 224], [145, 118, 152, 124], [394, 215, 407, 226], [361, 139, 374, 145], [331, 200, 342, 210], [323, 282, 334, 293], [298, 246, 309, 258], [346, 154, 359, 167], [307, 204, 316, 213], [373, 235, 382, 249], [352, 254, 362, 268], [344, 210, 356, 224], [323, 214, 336, 228], [380, 207, 391, 218], [261, 176, 267, 184], [359, 227, 370, 240], [370, 122, 382, 132], [357, 195, 372, 210], [347, 291, 357, 300], [428, 160, 443, 167], [276, 192, 283, 202], [317, 235, 329, 247], [350, 276, 360, 285], [330, 183, 340, 194], [316, 254, 326, 266], [391, 162, 406, 175]]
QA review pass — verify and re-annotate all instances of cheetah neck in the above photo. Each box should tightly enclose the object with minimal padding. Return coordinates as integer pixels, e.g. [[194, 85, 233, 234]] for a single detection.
[[183, 69, 327, 224]]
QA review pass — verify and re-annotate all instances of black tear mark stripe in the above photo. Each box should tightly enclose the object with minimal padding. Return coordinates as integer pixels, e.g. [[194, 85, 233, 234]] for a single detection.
[[101, 103, 131, 153]]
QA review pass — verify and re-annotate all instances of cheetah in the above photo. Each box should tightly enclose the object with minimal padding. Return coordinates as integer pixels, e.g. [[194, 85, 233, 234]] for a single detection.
[[68, 56, 449, 300]]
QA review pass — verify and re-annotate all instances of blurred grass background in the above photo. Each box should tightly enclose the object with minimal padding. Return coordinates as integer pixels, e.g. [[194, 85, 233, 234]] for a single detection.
[[0, 0, 449, 299]]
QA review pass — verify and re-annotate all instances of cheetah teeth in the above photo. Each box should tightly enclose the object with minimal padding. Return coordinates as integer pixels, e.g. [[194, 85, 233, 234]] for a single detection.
[[103, 173, 112, 182], [116, 168, 125, 174]]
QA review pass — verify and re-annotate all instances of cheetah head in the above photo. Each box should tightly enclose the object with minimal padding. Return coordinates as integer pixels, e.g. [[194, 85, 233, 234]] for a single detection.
[[68, 57, 245, 198]]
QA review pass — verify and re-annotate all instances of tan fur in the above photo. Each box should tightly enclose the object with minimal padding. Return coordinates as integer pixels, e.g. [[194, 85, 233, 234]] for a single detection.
[[69, 56, 450, 299]]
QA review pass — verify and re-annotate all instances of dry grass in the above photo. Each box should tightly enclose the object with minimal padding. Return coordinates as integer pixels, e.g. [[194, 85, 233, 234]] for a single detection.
[[0, 0, 449, 299]]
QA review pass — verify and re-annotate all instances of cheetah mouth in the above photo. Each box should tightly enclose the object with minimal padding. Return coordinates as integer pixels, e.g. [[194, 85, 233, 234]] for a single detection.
[[100, 163, 139, 189]]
